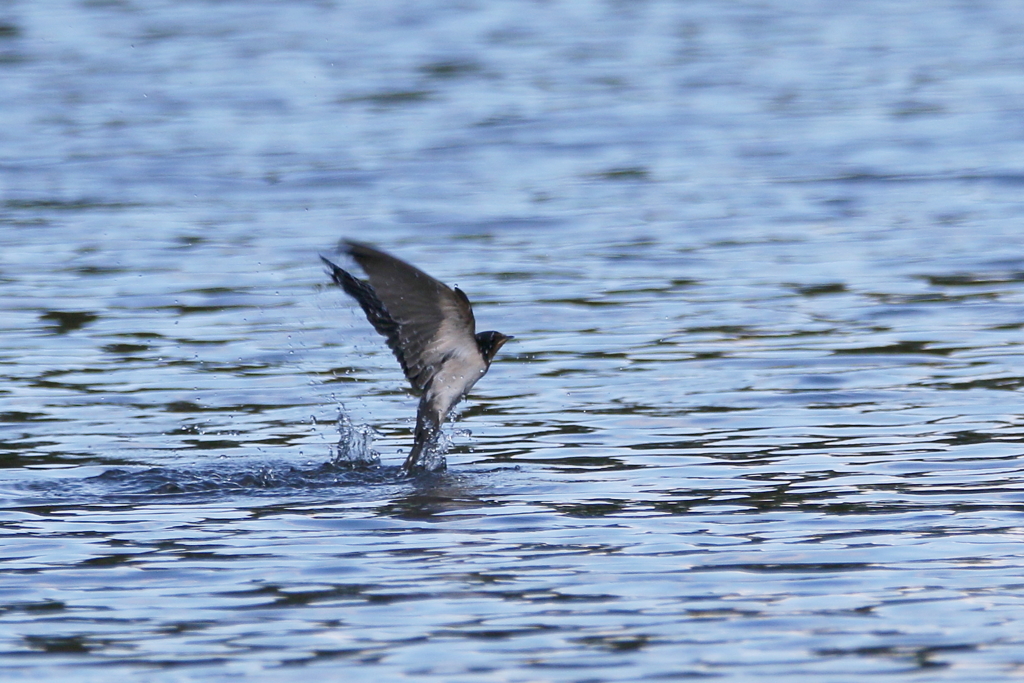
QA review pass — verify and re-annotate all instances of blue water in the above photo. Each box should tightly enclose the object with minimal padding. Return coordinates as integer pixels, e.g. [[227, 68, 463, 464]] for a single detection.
[[2, 1, 1024, 680]]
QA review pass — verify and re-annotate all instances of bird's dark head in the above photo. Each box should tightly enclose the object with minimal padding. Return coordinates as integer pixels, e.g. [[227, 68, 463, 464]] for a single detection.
[[475, 330, 513, 364]]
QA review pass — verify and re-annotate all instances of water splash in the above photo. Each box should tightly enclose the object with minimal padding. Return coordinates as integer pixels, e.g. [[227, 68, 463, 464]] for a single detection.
[[414, 429, 452, 472], [332, 412, 381, 468]]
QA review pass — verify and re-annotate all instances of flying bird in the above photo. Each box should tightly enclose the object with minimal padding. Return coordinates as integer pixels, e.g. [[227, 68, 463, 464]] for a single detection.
[[321, 241, 512, 472]]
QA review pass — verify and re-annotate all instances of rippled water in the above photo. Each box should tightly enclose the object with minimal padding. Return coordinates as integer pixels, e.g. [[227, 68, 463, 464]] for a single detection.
[[3, 1, 1024, 680]]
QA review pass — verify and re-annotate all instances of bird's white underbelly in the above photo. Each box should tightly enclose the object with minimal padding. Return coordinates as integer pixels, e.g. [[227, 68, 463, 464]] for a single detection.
[[428, 352, 487, 418]]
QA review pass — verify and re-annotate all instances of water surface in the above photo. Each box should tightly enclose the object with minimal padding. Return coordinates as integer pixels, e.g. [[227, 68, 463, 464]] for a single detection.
[[2, 1, 1024, 680]]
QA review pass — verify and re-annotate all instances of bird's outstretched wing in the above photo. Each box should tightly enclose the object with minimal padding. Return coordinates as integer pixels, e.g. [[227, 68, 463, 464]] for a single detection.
[[322, 241, 477, 393]]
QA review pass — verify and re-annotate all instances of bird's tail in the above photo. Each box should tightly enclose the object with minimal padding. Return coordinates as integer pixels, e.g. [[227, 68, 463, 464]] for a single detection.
[[403, 396, 446, 473]]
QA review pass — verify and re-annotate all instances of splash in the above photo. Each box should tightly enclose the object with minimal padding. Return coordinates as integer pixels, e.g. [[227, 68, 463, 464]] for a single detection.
[[412, 429, 452, 472], [333, 412, 381, 468]]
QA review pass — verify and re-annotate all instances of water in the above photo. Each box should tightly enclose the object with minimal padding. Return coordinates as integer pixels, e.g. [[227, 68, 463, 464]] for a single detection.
[[2, 0, 1024, 680]]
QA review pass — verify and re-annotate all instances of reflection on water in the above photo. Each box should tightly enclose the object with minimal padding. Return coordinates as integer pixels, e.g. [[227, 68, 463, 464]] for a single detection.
[[2, 0, 1024, 680]]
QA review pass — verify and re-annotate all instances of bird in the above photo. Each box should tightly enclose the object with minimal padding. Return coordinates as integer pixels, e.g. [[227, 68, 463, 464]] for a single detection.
[[321, 241, 512, 472]]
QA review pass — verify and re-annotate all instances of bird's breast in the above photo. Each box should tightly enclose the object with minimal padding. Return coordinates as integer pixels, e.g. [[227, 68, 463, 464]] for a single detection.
[[426, 352, 488, 417]]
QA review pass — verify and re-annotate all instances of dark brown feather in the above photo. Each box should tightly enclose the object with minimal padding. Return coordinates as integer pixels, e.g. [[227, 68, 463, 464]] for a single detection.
[[323, 242, 481, 392]]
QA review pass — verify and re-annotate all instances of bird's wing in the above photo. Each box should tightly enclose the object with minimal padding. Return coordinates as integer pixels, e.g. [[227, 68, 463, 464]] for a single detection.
[[331, 241, 478, 392]]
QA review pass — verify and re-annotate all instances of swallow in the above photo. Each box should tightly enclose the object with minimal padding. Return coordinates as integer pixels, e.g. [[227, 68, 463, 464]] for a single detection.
[[321, 241, 512, 472]]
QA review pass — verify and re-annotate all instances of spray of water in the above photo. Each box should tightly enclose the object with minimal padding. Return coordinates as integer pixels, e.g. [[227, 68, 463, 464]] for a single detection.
[[332, 411, 381, 468]]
